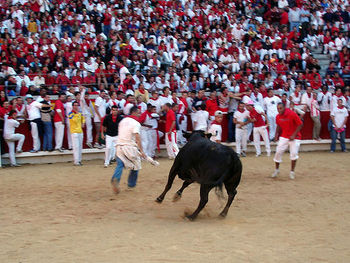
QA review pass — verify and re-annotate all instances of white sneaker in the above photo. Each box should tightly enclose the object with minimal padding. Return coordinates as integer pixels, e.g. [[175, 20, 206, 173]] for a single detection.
[[256, 153, 261, 157], [289, 171, 295, 180], [104, 164, 108, 168], [271, 169, 279, 178]]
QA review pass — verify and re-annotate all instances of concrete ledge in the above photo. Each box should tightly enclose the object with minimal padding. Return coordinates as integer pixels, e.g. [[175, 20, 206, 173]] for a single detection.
[[1, 140, 349, 165]]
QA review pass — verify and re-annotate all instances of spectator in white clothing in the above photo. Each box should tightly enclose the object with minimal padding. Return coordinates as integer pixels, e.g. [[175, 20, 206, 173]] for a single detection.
[[208, 110, 223, 143], [192, 104, 209, 131], [3, 110, 24, 167]]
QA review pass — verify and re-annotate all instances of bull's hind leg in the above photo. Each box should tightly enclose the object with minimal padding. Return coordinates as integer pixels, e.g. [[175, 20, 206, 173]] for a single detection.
[[156, 166, 178, 203], [173, 181, 192, 202], [185, 184, 213, 221], [219, 182, 237, 218]]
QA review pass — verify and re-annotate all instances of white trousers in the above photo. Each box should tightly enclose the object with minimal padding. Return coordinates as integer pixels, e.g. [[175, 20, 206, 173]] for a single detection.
[[105, 135, 118, 165], [5, 134, 25, 165], [274, 137, 301, 163], [141, 129, 150, 157], [54, 122, 65, 149], [71, 133, 83, 165], [267, 114, 277, 140], [30, 121, 40, 151], [66, 118, 72, 149], [165, 131, 179, 159], [84, 115, 93, 143], [253, 126, 271, 155], [235, 128, 248, 155]]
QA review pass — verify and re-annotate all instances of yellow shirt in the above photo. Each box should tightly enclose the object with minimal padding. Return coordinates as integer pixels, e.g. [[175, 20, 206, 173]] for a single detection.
[[134, 89, 149, 103], [68, 111, 85, 134], [27, 22, 38, 33]]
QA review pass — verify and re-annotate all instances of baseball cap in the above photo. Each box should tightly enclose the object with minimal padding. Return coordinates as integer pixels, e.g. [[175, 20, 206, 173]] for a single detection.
[[246, 100, 254, 105], [215, 110, 223, 116], [25, 94, 33, 99]]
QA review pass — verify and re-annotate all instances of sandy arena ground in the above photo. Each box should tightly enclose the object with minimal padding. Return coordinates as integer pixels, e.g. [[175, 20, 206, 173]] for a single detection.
[[1, 151, 350, 263]]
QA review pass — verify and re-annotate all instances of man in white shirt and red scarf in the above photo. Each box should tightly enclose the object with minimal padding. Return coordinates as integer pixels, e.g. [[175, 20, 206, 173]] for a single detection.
[[330, 99, 348, 153]]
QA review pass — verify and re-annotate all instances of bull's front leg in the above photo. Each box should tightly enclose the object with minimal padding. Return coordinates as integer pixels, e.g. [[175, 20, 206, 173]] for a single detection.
[[185, 184, 212, 221], [156, 166, 178, 203], [173, 180, 192, 202]]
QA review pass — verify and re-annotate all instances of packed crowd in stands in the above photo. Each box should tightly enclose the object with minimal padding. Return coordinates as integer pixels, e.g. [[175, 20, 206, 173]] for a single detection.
[[0, 0, 350, 166]]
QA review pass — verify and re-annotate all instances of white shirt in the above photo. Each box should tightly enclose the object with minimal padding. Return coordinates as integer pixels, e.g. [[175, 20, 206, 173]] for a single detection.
[[3, 118, 20, 139], [123, 102, 134, 115], [301, 93, 313, 110], [192, 110, 209, 131], [159, 95, 172, 106], [331, 107, 349, 128], [264, 96, 281, 116], [117, 117, 141, 146], [234, 110, 250, 129], [148, 98, 162, 113], [94, 96, 106, 122], [208, 123, 222, 142], [317, 91, 332, 111], [119, 66, 130, 83], [290, 92, 302, 105], [26, 101, 42, 120]]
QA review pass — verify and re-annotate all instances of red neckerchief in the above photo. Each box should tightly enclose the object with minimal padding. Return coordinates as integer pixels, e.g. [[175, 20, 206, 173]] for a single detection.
[[7, 116, 14, 120], [294, 91, 299, 97], [336, 93, 343, 98], [153, 57, 157, 65], [16, 104, 23, 111], [112, 115, 117, 122], [307, 93, 311, 98], [127, 115, 139, 122], [112, 100, 117, 106], [149, 97, 158, 101], [139, 89, 145, 94], [238, 109, 245, 113], [170, 42, 174, 49], [338, 105, 345, 109]]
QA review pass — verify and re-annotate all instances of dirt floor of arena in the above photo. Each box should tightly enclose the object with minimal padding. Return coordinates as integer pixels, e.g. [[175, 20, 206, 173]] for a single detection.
[[1, 151, 350, 263]]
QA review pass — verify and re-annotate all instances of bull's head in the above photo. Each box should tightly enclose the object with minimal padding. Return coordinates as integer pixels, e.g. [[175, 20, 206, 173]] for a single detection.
[[183, 130, 212, 140]]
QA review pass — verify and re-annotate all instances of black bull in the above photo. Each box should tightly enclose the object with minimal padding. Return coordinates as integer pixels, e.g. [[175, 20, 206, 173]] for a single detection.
[[156, 131, 242, 220]]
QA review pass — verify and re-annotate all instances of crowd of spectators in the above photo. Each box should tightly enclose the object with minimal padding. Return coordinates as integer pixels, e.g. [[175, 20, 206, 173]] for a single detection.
[[0, 0, 350, 160]]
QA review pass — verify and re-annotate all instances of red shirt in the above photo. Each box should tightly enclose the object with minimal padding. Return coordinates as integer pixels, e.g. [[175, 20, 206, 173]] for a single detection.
[[54, 100, 65, 123], [206, 99, 218, 117], [276, 108, 302, 139], [165, 109, 176, 133], [249, 108, 265, 127]]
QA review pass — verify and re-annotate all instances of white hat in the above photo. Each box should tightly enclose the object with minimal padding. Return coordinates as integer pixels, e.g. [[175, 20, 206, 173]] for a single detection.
[[25, 94, 33, 99], [215, 110, 223, 116]]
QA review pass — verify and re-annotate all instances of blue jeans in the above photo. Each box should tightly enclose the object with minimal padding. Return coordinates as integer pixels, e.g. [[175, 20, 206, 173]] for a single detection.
[[112, 157, 139, 187], [228, 112, 236, 142], [43, 121, 53, 151], [330, 127, 346, 152]]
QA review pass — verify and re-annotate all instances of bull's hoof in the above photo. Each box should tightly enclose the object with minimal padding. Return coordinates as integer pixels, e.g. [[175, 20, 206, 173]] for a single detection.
[[172, 192, 182, 202], [155, 197, 163, 203], [219, 212, 227, 218], [184, 212, 196, 221]]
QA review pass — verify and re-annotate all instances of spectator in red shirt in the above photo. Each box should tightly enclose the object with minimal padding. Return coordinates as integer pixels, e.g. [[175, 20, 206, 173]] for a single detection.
[[272, 103, 303, 180], [205, 91, 219, 121], [246, 100, 271, 157], [53, 93, 66, 152], [164, 102, 179, 159]]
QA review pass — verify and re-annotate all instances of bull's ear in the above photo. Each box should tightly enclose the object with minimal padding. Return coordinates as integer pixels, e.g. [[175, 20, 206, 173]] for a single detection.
[[183, 131, 191, 139], [205, 133, 212, 140]]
